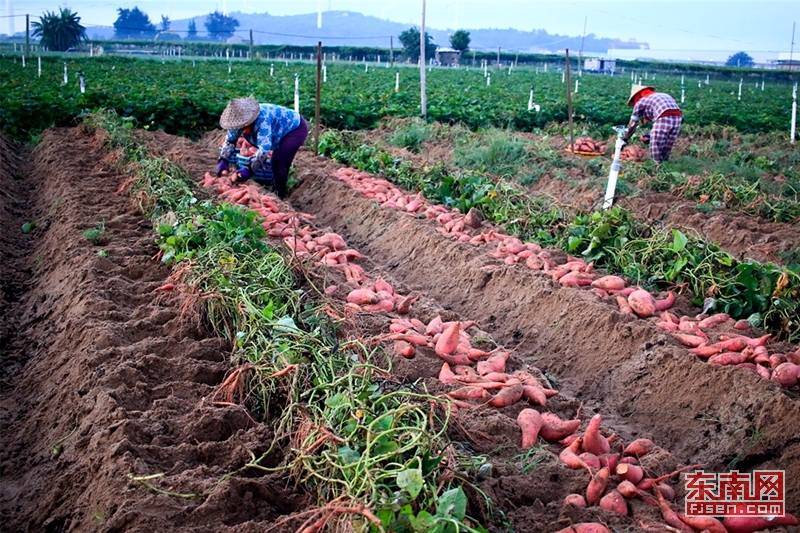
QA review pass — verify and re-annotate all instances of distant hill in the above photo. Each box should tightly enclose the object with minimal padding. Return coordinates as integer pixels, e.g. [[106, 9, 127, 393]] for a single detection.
[[86, 10, 615, 54]]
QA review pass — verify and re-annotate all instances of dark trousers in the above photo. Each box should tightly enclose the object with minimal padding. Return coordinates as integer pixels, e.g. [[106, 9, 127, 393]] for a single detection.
[[272, 117, 309, 198]]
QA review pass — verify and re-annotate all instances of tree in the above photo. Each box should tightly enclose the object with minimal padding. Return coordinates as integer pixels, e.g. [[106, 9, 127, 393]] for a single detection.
[[204, 11, 239, 42], [187, 20, 198, 40], [31, 9, 87, 51], [398, 27, 435, 62], [160, 15, 170, 32], [449, 30, 470, 52], [113, 7, 156, 39], [725, 51, 754, 68]]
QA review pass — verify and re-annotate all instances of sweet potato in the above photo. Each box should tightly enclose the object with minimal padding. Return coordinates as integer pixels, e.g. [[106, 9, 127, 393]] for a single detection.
[[521, 385, 547, 406], [655, 487, 694, 532], [721, 514, 799, 533], [616, 295, 634, 315], [599, 490, 628, 515], [316, 233, 346, 251], [586, 466, 610, 505], [582, 414, 610, 456], [564, 494, 587, 508], [734, 319, 751, 330], [591, 275, 626, 291], [517, 408, 543, 448], [617, 480, 658, 506], [697, 313, 730, 329], [487, 381, 524, 408], [599, 453, 620, 474], [653, 291, 675, 311], [540, 414, 581, 443], [677, 514, 725, 533], [623, 438, 654, 457], [477, 351, 509, 376], [346, 289, 379, 306], [616, 463, 644, 484], [559, 437, 591, 470], [448, 386, 491, 401], [627, 289, 657, 318], [579, 452, 601, 470], [771, 362, 800, 387], [395, 293, 420, 315], [708, 352, 746, 366], [390, 332, 430, 346], [552, 524, 610, 533], [438, 363, 456, 384], [656, 321, 679, 331], [425, 315, 443, 336], [394, 340, 415, 359], [657, 482, 675, 501], [671, 333, 707, 348], [435, 321, 460, 356]]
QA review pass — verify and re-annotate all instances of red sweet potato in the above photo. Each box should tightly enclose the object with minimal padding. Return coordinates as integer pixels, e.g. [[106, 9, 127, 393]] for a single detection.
[[771, 362, 800, 387], [582, 414, 610, 456], [435, 321, 460, 356], [599, 490, 628, 515], [591, 275, 626, 291], [552, 524, 611, 533], [346, 289, 379, 306], [677, 514, 725, 533], [540, 413, 582, 443], [722, 514, 799, 533], [623, 438, 654, 457], [586, 466, 610, 505], [438, 363, 456, 384], [559, 437, 591, 470], [564, 494, 587, 508], [628, 289, 657, 318], [654, 291, 675, 311], [487, 381, 524, 408], [616, 463, 644, 484], [697, 313, 730, 329], [517, 408, 543, 448]]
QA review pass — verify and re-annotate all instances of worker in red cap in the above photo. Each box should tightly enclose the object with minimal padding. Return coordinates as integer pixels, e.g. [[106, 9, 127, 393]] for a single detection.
[[621, 84, 682, 163]]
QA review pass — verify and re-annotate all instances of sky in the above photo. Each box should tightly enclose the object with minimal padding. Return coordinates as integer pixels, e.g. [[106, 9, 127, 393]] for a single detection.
[[5, 0, 797, 53]]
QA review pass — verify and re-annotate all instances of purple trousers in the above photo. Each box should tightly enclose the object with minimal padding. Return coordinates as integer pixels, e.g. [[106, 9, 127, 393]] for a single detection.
[[271, 117, 309, 198]]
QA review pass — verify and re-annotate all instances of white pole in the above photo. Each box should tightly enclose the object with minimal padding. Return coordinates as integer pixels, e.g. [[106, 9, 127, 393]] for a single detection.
[[604, 130, 626, 209], [323, 64, 327, 82], [294, 74, 300, 113], [63, 63, 68, 84], [21, 55, 25, 68], [508, 64, 512, 75], [37, 56, 41, 77], [738, 78, 743, 101], [395, 71, 400, 92], [79, 73, 85, 94], [562, 71, 565, 83], [420, 0, 427, 117], [365, 62, 368, 72], [762, 79, 765, 91], [681, 74, 684, 85], [681, 86, 685, 104], [705, 74, 709, 85], [487, 73, 491, 86], [528, 88, 533, 111], [574, 79, 579, 93], [791, 83, 797, 144], [483, 60, 487, 77], [228, 63, 231, 74], [270, 63, 274, 76]]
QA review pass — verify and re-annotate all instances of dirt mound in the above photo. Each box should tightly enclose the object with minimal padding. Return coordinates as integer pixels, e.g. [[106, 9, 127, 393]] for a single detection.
[[0, 129, 303, 532]]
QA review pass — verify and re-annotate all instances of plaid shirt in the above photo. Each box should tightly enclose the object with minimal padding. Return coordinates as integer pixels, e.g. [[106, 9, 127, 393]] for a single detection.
[[631, 93, 681, 123], [220, 104, 301, 166]]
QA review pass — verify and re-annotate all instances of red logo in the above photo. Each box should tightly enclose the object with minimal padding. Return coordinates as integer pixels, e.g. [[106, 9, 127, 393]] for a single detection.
[[685, 470, 785, 517]]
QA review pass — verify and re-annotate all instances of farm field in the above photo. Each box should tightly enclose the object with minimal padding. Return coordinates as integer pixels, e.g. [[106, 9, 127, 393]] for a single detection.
[[1, 54, 800, 533]]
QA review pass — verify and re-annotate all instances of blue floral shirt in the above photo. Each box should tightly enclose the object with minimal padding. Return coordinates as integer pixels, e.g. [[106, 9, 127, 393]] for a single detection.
[[220, 104, 301, 170]]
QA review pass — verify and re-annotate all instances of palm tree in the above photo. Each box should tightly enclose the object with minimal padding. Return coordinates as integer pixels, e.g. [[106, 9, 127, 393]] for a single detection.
[[32, 9, 88, 52]]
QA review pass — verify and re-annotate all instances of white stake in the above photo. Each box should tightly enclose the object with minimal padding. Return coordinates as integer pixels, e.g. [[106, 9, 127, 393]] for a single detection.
[[192, 60, 196, 67], [645, 71, 648, 80], [487, 73, 491, 86], [79, 72, 85, 94], [483, 60, 487, 77], [574, 79, 579, 93], [681, 74, 684, 85], [762, 79, 765, 91], [681, 86, 685, 104], [294, 74, 300, 113], [323, 65, 327, 82], [63, 63, 68, 84], [38, 56, 41, 77], [527, 88, 533, 110], [21, 55, 25, 67], [544, 63, 547, 72], [562, 71, 565, 83], [228, 63, 231, 74], [508, 64, 512, 75], [395, 71, 400, 92], [791, 83, 797, 144], [698, 80, 702, 88], [738, 78, 743, 101], [705, 74, 709, 85], [270, 64, 274, 76]]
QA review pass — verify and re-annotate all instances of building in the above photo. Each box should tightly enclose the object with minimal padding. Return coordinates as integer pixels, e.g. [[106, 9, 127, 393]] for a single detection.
[[584, 58, 616, 73], [609, 39, 650, 50], [774, 52, 799, 71], [435, 47, 461, 67]]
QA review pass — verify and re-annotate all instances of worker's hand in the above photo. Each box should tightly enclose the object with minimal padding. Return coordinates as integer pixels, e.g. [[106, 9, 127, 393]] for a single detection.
[[266, 150, 273, 160], [216, 159, 229, 177], [236, 166, 253, 182]]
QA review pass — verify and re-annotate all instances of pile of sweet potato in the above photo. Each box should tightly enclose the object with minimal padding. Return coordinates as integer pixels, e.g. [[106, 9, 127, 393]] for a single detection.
[[567, 136, 608, 155]]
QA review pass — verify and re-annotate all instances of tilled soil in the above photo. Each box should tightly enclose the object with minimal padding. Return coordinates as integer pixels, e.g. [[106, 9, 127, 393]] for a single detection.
[[2, 127, 798, 533]]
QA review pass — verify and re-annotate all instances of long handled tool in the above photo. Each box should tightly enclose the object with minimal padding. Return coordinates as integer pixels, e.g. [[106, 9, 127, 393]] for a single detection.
[[603, 126, 628, 209]]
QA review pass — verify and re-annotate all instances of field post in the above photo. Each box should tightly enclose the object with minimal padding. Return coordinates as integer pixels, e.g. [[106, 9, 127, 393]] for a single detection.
[[565, 49, 574, 152], [249, 30, 253, 61], [791, 83, 797, 144], [420, 0, 427, 117], [25, 14, 29, 57], [315, 41, 322, 155]]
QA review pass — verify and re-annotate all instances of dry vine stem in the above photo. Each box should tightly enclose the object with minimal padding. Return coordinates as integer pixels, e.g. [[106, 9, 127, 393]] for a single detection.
[[264, 496, 386, 533]]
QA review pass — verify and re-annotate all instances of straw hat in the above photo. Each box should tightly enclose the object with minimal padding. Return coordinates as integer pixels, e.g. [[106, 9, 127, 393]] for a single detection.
[[627, 84, 655, 106], [220, 97, 261, 129]]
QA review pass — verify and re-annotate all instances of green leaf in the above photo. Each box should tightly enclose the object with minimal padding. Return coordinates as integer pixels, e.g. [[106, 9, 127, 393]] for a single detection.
[[437, 487, 467, 520], [671, 229, 688, 253], [409, 510, 436, 532], [157, 222, 173, 236], [397, 467, 424, 498], [325, 392, 346, 408], [421, 452, 444, 475], [336, 446, 361, 465]]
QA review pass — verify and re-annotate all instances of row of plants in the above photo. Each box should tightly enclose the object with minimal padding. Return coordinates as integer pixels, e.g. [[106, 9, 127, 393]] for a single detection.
[[1, 55, 797, 141], [381, 118, 800, 224], [84, 109, 490, 533], [318, 128, 800, 343]]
